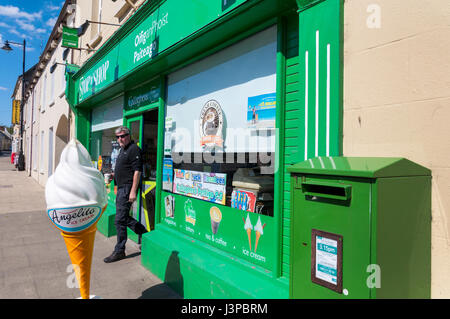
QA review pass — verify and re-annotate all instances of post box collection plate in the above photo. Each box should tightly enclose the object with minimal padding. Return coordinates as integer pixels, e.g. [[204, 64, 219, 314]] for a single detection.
[[311, 229, 343, 293]]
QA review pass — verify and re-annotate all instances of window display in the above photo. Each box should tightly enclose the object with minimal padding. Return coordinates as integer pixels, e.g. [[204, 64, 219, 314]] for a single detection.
[[163, 26, 277, 217], [90, 127, 120, 175]]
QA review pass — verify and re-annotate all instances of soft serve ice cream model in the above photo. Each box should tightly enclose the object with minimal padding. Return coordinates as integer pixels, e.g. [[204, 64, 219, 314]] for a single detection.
[[45, 139, 107, 299]]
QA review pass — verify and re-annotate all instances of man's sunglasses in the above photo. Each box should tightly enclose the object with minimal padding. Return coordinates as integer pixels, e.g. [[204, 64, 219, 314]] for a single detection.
[[116, 133, 129, 139]]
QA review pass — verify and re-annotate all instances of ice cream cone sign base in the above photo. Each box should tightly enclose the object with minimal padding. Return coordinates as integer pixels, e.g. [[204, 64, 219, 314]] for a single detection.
[[45, 139, 108, 299]]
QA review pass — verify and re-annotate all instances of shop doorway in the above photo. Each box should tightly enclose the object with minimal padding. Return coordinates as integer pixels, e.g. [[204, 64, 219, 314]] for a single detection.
[[141, 109, 159, 231], [125, 108, 159, 234]]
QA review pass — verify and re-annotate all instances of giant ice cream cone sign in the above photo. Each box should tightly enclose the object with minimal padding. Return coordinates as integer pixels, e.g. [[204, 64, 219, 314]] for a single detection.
[[45, 139, 107, 299]]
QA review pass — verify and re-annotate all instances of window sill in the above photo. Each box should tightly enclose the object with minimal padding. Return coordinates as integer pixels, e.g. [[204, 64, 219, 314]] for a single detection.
[[114, 0, 138, 20], [87, 33, 103, 50], [49, 101, 55, 107]]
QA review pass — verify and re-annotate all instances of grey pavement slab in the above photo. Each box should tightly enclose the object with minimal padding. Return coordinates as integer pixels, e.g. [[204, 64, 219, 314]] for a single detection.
[[0, 152, 181, 299]]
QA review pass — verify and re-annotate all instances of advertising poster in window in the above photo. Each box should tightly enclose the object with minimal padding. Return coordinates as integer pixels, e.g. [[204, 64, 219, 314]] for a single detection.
[[173, 169, 226, 205], [231, 189, 257, 212], [247, 92, 276, 130], [162, 158, 173, 191]]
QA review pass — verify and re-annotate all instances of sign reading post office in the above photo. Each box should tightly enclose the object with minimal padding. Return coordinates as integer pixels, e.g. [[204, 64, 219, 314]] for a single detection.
[[62, 26, 78, 48]]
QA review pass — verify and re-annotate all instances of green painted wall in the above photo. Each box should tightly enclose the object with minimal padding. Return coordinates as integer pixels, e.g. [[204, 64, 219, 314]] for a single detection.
[[281, 0, 343, 281], [299, 0, 342, 159], [281, 15, 300, 280]]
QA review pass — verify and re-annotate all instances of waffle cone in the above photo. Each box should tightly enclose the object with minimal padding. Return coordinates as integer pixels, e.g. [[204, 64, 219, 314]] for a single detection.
[[60, 205, 106, 299], [61, 225, 96, 299], [246, 228, 252, 251], [254, 231, 261, 252]]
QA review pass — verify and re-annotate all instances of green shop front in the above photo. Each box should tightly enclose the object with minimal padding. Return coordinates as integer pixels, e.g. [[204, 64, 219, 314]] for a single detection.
[[66, 0, 343, 298]]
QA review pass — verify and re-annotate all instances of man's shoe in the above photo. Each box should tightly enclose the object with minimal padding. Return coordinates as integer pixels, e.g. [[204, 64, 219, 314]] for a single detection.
[[103, 252, 126, 263]]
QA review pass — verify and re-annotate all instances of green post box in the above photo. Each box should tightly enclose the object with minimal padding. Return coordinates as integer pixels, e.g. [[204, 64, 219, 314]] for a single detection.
[[288, 157, 431, 299]]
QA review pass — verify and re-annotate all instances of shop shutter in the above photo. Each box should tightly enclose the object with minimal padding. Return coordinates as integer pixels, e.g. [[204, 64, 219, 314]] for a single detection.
[[91, 95, 124, 132]]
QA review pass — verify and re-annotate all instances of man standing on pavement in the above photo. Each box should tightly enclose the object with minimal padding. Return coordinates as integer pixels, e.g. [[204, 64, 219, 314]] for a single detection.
[[104, 126, 148, 263]]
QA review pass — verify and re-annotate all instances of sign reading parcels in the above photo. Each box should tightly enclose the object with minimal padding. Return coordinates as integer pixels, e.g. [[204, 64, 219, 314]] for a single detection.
[[62, 26, 78, 48]]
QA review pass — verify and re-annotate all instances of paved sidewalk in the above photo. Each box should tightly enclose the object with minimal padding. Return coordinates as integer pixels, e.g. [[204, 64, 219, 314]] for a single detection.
[[0, 152, 181, 299]]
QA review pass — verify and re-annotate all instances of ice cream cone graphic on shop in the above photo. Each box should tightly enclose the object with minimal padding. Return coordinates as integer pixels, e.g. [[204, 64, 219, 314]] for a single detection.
[[253, 216, 266, 253], [243, 213, 253, 251], [45, 139, 108, 299]]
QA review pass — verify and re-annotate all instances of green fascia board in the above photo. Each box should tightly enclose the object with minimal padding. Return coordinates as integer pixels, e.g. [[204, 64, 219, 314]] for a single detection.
[[69, 0, 297, 109], [287, 157, 431, 178], [296, 0, 325, 11], [71, 0, 252, 104]]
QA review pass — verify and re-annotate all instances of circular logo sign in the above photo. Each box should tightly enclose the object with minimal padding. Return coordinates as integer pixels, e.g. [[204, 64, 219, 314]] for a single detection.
[[199, 100, 224, 150], [47, 205, 103, 233]]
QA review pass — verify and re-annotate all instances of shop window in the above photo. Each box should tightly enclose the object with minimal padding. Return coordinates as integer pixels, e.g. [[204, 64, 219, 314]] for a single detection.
[[141, 110, 159, 181], [163, 26, 277, 217], [90, 96, 124, 174], [90, 126, 120, 174]]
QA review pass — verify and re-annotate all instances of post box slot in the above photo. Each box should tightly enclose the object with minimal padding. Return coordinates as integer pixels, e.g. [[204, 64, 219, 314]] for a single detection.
[[301, 181, 351, 201]]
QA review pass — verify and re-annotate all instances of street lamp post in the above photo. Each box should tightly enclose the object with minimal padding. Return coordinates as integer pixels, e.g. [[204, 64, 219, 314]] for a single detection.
[[2, 40, 26, 171]]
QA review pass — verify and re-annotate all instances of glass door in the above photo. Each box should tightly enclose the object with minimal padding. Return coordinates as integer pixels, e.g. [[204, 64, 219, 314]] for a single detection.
[[126, 115, 143, 242]]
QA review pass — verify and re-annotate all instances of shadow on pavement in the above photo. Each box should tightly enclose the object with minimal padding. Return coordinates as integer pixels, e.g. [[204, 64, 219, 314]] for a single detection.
[[139, 283, 183, 299]]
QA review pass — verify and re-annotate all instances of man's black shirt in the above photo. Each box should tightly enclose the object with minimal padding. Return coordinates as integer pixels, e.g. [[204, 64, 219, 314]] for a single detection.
[[114, 141, 143, 187]]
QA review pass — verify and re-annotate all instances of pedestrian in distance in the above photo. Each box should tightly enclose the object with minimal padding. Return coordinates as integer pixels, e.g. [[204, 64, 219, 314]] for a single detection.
[[104, 126, 148, 263]]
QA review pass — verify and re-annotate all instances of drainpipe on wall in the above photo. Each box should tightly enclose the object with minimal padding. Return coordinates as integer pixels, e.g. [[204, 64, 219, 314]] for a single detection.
[[28, 92, 34, 177]]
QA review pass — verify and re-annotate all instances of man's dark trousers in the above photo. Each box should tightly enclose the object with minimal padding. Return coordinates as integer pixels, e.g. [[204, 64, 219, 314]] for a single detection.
[[114, 184, 148, 254]]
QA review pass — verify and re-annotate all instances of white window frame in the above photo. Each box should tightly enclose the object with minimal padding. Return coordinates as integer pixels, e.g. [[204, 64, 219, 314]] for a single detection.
[[32, 87, 36, 123], [50, 62, 55, 107], [41, 74, 47, 112], [33, 133, 37, 171], [40, 130, 45, 174]]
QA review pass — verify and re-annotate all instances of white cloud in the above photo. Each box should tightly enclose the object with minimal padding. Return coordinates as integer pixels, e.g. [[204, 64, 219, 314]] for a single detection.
[[0, 5, 42, 21], [0, 86, 8, 91], [8, 28, 30, 40], [16, 19, 36, 32], [47, 4, 61, 12], [46, 17, 58, 28], [15, 19, 48, 35]]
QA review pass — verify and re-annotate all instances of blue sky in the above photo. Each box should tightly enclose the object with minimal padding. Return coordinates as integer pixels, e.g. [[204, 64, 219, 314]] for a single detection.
[[0, 1, 64, 127]]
